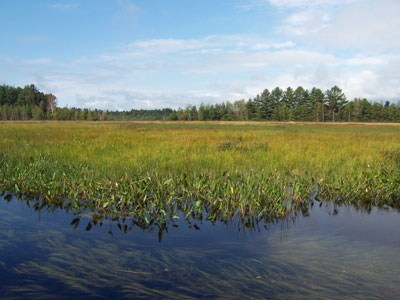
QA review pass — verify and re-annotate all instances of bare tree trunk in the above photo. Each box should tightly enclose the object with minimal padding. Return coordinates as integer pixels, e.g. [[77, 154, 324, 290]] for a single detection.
[[46, 94, 57, 115]]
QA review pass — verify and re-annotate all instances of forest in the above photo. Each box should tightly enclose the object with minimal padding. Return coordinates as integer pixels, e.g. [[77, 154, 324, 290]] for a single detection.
[[1, 83, 400, 122]]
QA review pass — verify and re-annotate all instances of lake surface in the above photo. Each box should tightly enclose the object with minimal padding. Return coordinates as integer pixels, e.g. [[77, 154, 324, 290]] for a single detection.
[[0, 194, 399, 299]]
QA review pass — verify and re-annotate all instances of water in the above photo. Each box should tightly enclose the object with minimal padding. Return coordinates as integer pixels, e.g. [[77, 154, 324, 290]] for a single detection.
[[0, 194, 399, 299]]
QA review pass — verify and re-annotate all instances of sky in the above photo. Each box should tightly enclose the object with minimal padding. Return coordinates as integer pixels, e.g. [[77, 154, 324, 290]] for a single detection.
[[0, 0, 399, 110]]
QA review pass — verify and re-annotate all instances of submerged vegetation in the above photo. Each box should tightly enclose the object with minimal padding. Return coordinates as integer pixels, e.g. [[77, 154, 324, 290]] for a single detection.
[[0, 121, 399, 228], [2, 193, 400, 299]]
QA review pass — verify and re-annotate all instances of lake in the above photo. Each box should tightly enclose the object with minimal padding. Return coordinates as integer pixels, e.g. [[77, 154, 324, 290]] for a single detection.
[[0, 193, 399, 299]]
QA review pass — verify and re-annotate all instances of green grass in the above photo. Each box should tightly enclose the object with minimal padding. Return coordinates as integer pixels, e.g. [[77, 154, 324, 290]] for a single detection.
[[0, 121, 399, 224]]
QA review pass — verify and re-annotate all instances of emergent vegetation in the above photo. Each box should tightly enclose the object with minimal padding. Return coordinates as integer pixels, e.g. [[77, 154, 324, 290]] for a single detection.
[[0, 122, 399, 226]]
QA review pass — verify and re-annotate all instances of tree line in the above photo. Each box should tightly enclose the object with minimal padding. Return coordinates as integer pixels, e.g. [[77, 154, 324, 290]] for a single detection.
[[1, 84, 400, 122], [0, 84, 172, 121], [172, 86, 400, 122]]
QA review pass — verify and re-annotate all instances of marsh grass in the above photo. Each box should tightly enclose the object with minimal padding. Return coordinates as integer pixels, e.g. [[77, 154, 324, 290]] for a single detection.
[[0, 121, 399, 222], [216, 136, 269, 152]]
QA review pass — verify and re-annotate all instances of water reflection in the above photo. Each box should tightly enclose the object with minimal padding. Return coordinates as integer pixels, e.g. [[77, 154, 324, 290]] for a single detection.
[[2, 192, 308, 241], [3, 191, 396, 241], [1, 193, 400, 299]]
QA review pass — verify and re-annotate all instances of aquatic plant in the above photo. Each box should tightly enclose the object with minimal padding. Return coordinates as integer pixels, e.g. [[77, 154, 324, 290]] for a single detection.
[[1, 192, 400, 300], [0, 121, 399, 224]]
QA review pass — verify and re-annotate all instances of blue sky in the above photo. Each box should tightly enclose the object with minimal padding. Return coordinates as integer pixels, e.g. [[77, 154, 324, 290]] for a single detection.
[[1, 0, 399, 110]]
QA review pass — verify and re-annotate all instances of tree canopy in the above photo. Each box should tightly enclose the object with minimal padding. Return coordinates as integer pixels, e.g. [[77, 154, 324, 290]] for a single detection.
[[1, 83, 399, 122]]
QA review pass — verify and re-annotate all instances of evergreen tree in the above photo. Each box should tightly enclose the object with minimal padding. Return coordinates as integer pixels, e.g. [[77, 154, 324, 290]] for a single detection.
[[326, 86, 347, 122]]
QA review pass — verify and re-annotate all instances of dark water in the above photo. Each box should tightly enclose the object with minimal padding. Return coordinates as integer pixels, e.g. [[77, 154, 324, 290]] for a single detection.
[[0, 195, 399, 299]]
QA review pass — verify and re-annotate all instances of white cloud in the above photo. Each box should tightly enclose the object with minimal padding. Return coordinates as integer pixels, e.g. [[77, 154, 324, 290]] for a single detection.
[[318, 0, 400, 51], [116, 0, 138, 13], [345, 56, 387, 66], [265, 0, 358, 8], [22, 58, 53, 65], [104, 35, 296, 64], [125, 35, 256, 55], [251, 41, 295, 50], [49, 3, 77, 10], [5, 30, 400, 110], [279, 0, 400, 52], [240, 0, 359, 10], [281, 10, 330, 35]]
